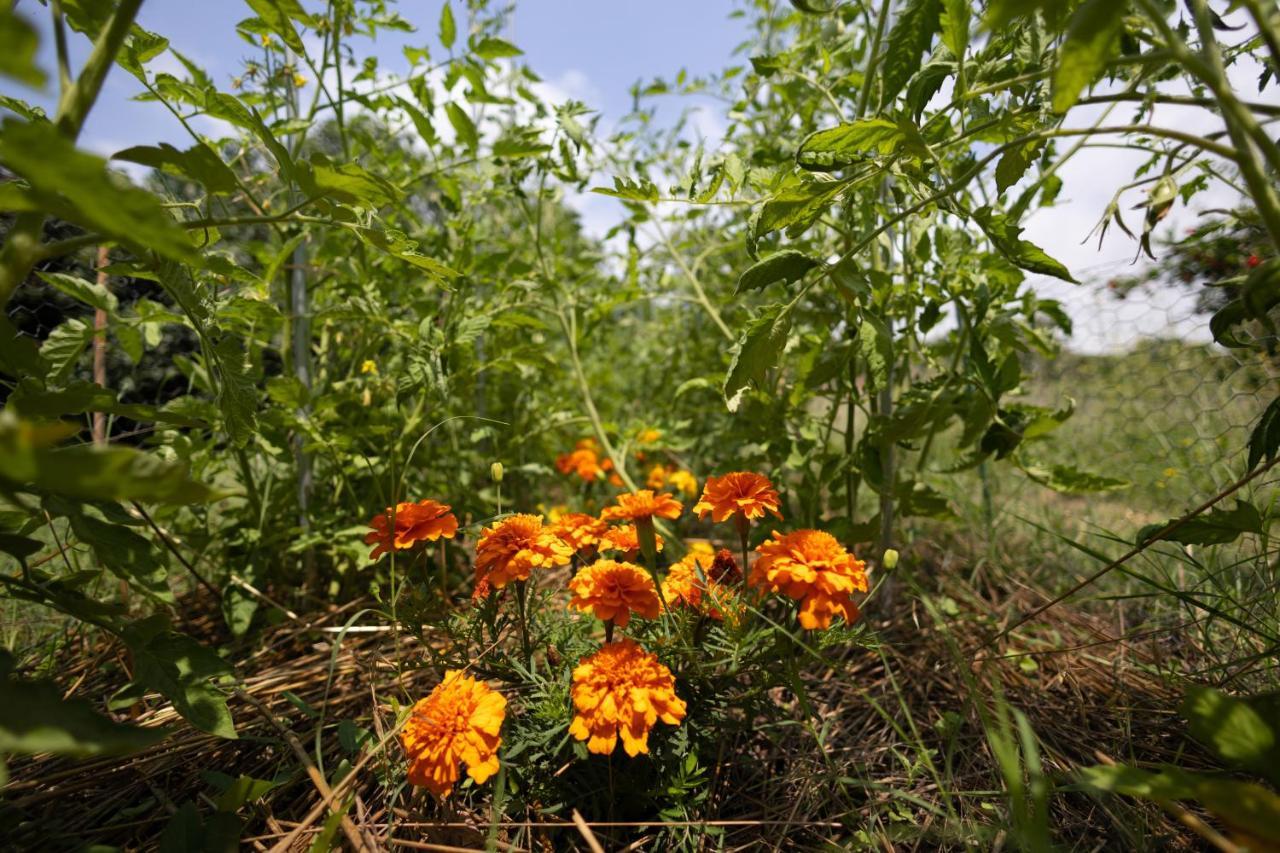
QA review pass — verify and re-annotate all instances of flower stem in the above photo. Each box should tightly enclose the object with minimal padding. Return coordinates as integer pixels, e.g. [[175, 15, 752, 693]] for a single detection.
[[736, 516, 751, 588], [514, 580, 532, 669]]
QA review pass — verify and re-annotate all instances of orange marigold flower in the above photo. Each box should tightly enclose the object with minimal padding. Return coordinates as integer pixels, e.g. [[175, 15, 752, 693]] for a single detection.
[[401, 670, 506, 797], [662, 546, 737, 622], [646, 464, 668, 490], [660, 558, 705, 610], [556, 441, 607, 482], [474, 514, 572, 594], [365, 499, 458, 560], [568, 560, 660, 627], [637, 428, 662, 445], [709, 548, 742, 585], [693, 472, 782, 524], [551, 512, 609, 553], [601, 490, 683, 523], [569, 639, 687, 756], [599, 524, 664, 560], [750, 529, 868, 630]]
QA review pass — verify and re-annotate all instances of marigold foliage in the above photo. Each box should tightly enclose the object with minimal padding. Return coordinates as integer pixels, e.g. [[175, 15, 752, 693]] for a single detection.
[[365, 499, 458, 560], [568, 559, 661, 627], [474, 513, 572, 595], [750, 529, 868, 629], [401, 670, 506, 797], [568, 639, 687, 756], [694, 472, 783, 524], [601, 489, 683, 523]]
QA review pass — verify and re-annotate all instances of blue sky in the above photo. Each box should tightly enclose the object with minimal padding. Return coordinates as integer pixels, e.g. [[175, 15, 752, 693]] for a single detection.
[[17, 0, 751, 156]]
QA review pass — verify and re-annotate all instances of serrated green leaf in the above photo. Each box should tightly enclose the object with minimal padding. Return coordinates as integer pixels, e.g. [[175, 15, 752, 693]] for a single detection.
[[857, 314, 894, 392], [1136, 500, 1264, 546], [1181, 687, 1280, 784], [37, 271, 118, 312], [796, 119, 905, 171], [439, 2, 456, 49], [445, 103, 478, 151], [41, 319, 94, 386], [0, 412, 225, 504], [123, 616, 236, 738], [736, 250, 820, 294], [1020, 462, 1128, 493], [0, 650, 168, 760], [1248, 396, 1280, 470], [940, 0, 970, 60], [474, 36, 522, 59], [724, 302, 794, 412], [0, 119, 197, 264], [972, 206, 1076, 282], [880, 0, 943, 107], [1052, 0, 1126, 113], [0, 9, 46, 87], [113, 143, 238, 194], [245, 0, 305, 51]]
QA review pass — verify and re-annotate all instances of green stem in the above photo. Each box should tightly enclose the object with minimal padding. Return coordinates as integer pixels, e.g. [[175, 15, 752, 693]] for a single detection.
[[515, 579, 532, 668], [855, 0, 893, 118]]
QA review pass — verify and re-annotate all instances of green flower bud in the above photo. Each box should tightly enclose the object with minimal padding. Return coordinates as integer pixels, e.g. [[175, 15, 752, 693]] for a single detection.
[[490, 462, 504, 483], [882, 548, 899, 570]]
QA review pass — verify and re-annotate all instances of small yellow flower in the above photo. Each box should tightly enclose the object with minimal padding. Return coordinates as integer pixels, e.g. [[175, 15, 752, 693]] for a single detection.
[[667, 469, 698, 499], [260, 34, 273, 47], [360, 359, 378, 375], [293, 72, 307, 88], [1163, 467, 1178, 479]]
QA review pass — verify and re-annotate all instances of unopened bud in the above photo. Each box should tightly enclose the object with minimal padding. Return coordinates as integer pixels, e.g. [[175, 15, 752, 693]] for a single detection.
[[490, 462, 504, 483], [882, 548, 899, 570]]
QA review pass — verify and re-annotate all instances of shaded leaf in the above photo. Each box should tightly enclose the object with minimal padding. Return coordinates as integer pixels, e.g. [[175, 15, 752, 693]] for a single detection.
[[736, 250, 820, 294], [113, 143, 238, 194], [881, 0, 943, 107], [1052, 0, 1126, 113], [0, 119, 197, 264], [724, 303, 794, 412], [796, 119, 905, 171], [972, 206, 1076, 282], [0, 650, 168, 760], [1137, 500, 1265, 546]]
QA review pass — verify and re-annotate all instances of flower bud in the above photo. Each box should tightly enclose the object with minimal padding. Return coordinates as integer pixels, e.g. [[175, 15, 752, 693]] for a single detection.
[[490, 462, 504, 483], [882, 548, 899, 570]]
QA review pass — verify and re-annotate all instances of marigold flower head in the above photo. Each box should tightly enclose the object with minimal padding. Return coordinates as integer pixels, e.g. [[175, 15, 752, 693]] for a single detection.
[[598, 524, 664, 560], [601, 490, 683, 523], [646, 464, 668, 490], [667, 468, 698, 499], [401, 670, 506, 797], [556, 442, 608, 483], [750, 529, 868, 630], [660, 557, 705, 610], [365, 500, 458, 560], [474, 514, 572, 595], [637, 428, 662, 445], [708, 548, 742, 585], [568, 560, 660, 628], [662, 547, 738, 622], [551, 512, 609, 554], [693, 472, 783, 524], [569, 639, 687, 756]]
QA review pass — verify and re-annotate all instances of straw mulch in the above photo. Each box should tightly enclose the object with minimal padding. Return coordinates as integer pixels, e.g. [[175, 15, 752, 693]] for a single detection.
[[1, 565, 1212, 852]]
